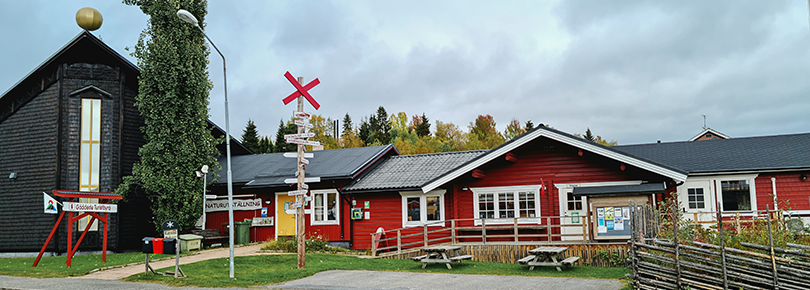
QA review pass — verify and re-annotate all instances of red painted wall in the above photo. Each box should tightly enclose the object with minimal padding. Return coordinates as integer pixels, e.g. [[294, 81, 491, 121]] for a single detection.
[[755, 173, 810, 211]]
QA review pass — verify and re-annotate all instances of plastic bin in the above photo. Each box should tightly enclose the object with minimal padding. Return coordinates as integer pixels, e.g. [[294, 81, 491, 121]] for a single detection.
[[142, 237, 155, 253], [163, 238, 176, 255], [235, 221, 251, 245], [152, 238, 165, 254]]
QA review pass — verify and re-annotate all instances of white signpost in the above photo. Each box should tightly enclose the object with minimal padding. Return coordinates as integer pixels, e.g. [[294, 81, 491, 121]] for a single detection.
[[287, 190, 308, 196], [286, 138, 321, 146], [62, 202, 118, 213]]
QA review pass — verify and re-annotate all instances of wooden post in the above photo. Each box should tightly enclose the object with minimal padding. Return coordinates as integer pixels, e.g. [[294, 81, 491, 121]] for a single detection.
[[371, 233, 377, 257], [629, 200, 638, 288], [717, 201, 729, 290], [766, 205, 779, 289], [481, 219, 487, 245], [673, 200, 681, 289], [451, 220, 456, 244], [735, 212, 741, 236], [546, 217, 551, 242], [513, 218, 519, 243], [423, 225, 428, 247], [296, 77, 306, 269], [581, 214, 587, 242], [397, 229, 402, 253], [693, 212, 698, 225]]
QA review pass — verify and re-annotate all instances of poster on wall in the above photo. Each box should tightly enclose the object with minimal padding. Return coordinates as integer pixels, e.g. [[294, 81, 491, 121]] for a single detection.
[[597, 208, 605, 218], [614, 218, 624, 230], [622, 207, 630, 219], [593, 205, 634, 239], [605, 207, 614, 220], [606, 220, 614, 230]]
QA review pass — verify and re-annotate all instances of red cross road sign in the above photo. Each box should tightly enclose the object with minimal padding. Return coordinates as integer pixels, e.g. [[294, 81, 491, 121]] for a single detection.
[[282, 71, 320, 110]]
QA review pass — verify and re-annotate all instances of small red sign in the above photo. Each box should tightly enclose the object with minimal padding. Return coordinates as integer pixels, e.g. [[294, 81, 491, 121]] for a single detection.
[[282, 71, 320, 110]]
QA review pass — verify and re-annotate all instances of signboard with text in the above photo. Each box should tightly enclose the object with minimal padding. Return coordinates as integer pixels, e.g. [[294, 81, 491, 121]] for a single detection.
[[205, 198, 263, 212], [62, 202, 117, 213]]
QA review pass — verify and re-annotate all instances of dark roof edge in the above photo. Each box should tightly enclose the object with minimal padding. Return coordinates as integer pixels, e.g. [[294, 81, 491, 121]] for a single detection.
[[350, 144, 399, 179], [688, 167, 810, 176], [343, 187, 423, 194]]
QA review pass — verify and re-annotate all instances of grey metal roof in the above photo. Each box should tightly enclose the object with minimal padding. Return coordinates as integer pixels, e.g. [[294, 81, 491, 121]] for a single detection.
[[572, 183, 665, 196], [211, 145, 395, 188], [613, 133, 810, 174], [343, 150, 487, 193]]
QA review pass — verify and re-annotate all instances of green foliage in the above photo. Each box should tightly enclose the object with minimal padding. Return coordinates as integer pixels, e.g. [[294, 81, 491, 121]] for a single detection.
[[0, 252, 176, 278], [117, 0, 219, 231], [415, 113, 431, 137], [240, 119, 261, 153], [503, 118, 525, 140], [596, 249, 625, 267], [341, 113, 353, 136], [261, 235, 348, 254], [273, 120, 297, 153], [468, 114, 505, 149], [525, 120, 534, 131]]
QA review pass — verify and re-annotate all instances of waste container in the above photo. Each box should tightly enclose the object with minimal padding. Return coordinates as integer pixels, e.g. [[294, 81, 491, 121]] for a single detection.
[[142, 237, 155, 253], [179, 234, 203, 251], [163, 238, 176, 255], [152, 238, 165, 254], [235, 220, 251, 245]]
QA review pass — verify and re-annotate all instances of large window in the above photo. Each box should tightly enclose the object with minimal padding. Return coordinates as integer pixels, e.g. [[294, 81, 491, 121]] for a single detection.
[[310, 189, 339, 225], [472, 185, 541, 225], [721, 180, 751, 211], [401, 190, 445, 227], [79, 98, 101, 231]]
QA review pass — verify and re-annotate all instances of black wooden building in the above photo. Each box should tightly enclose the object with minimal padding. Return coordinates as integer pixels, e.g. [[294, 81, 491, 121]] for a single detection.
[[0, 31, 153, 254]]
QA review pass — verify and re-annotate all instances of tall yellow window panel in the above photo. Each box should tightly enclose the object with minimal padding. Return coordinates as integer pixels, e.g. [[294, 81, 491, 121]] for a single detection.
[[79, 98, 101, 231]]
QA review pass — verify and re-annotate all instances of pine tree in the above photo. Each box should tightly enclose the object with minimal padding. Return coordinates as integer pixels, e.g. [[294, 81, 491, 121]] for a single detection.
[[416, 113, 431, 137], [525, 120, 534, 131], [342, 113, 353, 136], [274, 120, 298, 153], [241, 119, 261, 153], [584, 128, 595, 142], [117, 0, 219, 231]]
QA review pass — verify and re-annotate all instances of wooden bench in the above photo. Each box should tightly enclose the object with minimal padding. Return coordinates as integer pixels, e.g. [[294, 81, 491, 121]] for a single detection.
[[561, 256, 580, 266], [517, 255, 536, 264], [449, 255, 473, 263], [191, 229, 228, 248]]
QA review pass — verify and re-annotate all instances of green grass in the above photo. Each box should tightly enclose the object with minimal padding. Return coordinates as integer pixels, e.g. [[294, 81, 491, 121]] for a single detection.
[[124, 253, 631, 288], [0, 252, 175, 278]]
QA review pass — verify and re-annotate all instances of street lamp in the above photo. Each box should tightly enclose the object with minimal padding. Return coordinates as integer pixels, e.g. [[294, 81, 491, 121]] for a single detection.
[[195, 165, 209, 230], [177, 9, 235, 279]]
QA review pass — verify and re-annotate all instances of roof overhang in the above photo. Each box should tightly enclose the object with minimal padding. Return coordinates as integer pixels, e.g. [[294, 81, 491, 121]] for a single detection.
[[420, 127, 688, 193], [572, 183, 665, 197]]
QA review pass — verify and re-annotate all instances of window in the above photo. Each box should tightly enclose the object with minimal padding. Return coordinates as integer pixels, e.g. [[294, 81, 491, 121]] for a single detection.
[[687, 188, 705, 209], [311, 189, 339, 225], [79, 98, 101, 231], [400, 190, 445, 227], [472, 185, 541, 225], [566, 191, 583, 211], [721, 180, 751, 211]]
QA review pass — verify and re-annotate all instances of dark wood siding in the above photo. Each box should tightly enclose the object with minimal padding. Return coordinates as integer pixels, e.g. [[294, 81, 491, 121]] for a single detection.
[[0, 81, 60, 252], [755, 173, 810, 211]]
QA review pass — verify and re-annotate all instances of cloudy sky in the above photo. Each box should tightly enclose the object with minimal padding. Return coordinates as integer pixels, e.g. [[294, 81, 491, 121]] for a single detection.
[[1, 0, 809, 145]]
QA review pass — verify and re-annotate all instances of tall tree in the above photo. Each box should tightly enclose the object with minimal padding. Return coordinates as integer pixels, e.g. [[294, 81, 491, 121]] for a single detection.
[[373, 106, 392, 144], [241, 119, 261, 153], [117, 0, 219, 231], [415, 113, 431, 138], [584, 128, 595, 142], [469, 114, 505, 149], [274, 120, 298, 153], [525, 120, 534, 131], [358, 117, 373, 145], [435, 120, 464, 152], [341, 113, 353, 137], [389, 112, 408, 133], [257, 136, 273, 154], [503, 118, 525, 140]]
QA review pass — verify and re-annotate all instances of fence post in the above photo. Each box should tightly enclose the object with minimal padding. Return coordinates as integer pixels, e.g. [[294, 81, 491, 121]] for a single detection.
[[482, 218, 487, 245], [735, 212, 741, 236], [513, 218, 519, 243], [717, 202, 728, 290], [371, 232, 377, 257], [766, 205, 779, 289], [547, 217, 552, 242], [423, 225, 428, 247], [397, 229, 402, 253], [582, 213, 588, 242], [451, 220, 456, 244], [673, 199, 682, 289], [629, 200, 638, 287]]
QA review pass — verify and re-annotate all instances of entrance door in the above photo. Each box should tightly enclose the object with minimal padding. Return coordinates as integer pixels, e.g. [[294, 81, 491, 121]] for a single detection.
[[677, 180, 715, 226], [276, 194, 296, 238], [559, 187, 586, 241]]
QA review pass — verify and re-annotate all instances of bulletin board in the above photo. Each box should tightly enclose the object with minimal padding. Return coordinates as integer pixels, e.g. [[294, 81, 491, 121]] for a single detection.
[[592, 204, 632, 240]]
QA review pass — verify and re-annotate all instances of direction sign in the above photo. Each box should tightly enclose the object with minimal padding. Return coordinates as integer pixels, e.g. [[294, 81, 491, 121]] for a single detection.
[[287, 139, 321, 146], [205, 195, 217, 199], [300, 157, 310, 165], [282, 71, 320, 109], [284, 152, 314, 158], [294, 111, 311, 119], [290, 203, 303, 209], [301, 183, 309, 189], [287, 190, 308, 196], [285, 133, 315, 140], [293, 120, 314, 128], [63, 202, 117, 213], [285, 177, 321, 184]]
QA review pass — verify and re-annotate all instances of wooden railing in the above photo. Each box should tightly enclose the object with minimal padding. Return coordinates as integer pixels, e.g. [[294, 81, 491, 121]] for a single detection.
[[371, 215, 591, 257], [667, 209, 787, 236]]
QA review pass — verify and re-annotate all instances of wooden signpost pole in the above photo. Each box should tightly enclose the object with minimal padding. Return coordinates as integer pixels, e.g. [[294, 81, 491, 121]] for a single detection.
[[296, 77, 306, 269]]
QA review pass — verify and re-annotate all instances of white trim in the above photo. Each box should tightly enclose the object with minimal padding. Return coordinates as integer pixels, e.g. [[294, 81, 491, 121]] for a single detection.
[[310, 189, 340, 226], [556, 180, 642, 229], [400, 190, 446, 228], [711, 174, 758, 212], [421, 128, 687, 193], [689, 128, 730, 141], [471, 185, 542, 225]]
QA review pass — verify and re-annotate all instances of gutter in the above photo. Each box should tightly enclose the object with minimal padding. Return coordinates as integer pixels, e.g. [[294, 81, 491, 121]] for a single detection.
[[333, 181, 352, 247]]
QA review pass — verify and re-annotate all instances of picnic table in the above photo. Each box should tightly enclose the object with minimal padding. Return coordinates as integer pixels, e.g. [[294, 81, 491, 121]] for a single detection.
[[517, 246, 580, 271], [411, 245, 473, 269]]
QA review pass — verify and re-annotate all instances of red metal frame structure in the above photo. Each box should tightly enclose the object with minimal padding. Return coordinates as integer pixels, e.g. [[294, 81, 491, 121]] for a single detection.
[[33, 190, 122, 267]]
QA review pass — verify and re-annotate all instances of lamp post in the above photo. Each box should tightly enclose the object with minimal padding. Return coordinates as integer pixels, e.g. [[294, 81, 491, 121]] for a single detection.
[[177, 9, 235, 279], [195, 165, 209, 230]]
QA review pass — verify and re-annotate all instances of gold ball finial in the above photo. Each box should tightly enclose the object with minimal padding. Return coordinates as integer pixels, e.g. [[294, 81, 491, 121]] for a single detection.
[[76, 7, 103, 31]]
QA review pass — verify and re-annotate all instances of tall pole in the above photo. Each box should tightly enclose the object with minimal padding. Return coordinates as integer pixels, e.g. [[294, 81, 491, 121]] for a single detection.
[[296, 77, 306, 269], [202, 175, 207, 230]]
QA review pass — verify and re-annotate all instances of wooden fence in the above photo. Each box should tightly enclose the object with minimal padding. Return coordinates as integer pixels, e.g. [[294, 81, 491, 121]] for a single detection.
[[628, 200, 810, 289]]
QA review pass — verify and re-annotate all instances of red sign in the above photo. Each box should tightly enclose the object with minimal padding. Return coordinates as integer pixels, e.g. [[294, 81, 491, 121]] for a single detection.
[[282, 71, 320, 110]]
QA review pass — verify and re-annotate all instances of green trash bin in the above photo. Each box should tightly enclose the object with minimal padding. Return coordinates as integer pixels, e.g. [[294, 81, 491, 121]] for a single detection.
[[235, 220, 251, 245]]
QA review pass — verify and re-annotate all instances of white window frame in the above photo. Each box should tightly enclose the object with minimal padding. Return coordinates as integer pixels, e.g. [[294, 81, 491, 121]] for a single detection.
[[685, 174, 758, 216], [310, 189, 339, 225], [79, 98, 101, 231], [715, 174, 758, 214], [471, 185, 542, 226], [400, 190, 446, 228]]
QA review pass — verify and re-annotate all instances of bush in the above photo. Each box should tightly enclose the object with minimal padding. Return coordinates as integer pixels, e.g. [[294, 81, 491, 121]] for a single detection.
[[262, 235, 349, 254]]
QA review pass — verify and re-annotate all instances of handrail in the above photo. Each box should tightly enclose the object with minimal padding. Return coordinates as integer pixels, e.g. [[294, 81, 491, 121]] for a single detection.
[[371, 215, 591, 257]]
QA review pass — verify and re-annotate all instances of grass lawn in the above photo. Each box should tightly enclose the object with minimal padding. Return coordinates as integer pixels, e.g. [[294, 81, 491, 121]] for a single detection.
[[0, 252, 176, 278], [124, 253, 631, 288]]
